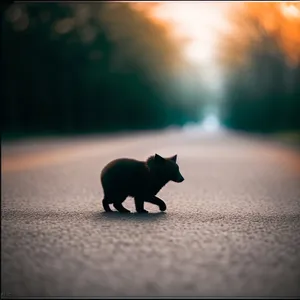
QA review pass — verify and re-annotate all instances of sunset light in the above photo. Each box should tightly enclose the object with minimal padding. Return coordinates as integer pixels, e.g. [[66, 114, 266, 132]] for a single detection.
[[281, 3, 300, 19], [147, 2, 232, 65], [131, 2, 300, 68]]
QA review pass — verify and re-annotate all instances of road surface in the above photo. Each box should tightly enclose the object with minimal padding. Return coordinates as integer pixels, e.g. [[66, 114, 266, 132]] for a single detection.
[[2, 128, 300, 297]]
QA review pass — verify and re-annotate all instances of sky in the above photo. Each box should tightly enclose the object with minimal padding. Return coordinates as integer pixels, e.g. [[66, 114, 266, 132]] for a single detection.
[[148, 2, 232, 65]]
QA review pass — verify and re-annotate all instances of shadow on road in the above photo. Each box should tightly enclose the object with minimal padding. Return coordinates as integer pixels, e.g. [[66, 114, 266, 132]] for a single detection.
[[93, 211, 167, 222], [2, 209, 168, 223]]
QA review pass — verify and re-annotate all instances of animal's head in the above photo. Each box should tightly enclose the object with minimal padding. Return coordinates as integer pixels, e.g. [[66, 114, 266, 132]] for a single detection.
[[147, 154, 184, 183]]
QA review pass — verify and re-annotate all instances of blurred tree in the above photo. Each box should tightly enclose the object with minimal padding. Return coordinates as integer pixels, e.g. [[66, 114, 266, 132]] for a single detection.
[[1, 2, 200, 137], [217, 2, 300, 133]]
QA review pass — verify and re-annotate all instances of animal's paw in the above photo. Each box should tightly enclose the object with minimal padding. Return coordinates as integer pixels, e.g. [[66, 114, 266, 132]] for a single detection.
[[137, 209, 149, 214], [159, 202, 167, 212], [120, 210, 131, 213]]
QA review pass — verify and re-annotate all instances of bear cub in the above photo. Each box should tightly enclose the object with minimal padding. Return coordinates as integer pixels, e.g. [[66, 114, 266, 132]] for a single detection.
[[101, 154, 184, 213]]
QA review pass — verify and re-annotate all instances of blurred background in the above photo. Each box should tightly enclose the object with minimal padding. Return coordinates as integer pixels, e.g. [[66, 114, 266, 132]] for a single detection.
[[1, 2, 300, 142]]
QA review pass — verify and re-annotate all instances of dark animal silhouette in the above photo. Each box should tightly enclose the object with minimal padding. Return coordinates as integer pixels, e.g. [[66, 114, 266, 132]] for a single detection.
[[100, 154, 184, 213]]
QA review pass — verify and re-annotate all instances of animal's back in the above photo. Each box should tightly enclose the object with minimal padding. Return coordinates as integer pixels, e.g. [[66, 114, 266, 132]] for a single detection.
[[101, 158, 150, 197]]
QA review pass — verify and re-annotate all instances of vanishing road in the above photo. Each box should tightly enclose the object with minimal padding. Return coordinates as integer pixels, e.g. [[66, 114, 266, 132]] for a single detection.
[[2, 128, 300, 297]]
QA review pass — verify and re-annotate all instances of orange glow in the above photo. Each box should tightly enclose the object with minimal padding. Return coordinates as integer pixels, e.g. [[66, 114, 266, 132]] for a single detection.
[[130, 2, 300, 69], [218, 2, 300, 68], [246, 2, 300, 66], [281, 3, 300, 19], [130, 2, 231, 65]]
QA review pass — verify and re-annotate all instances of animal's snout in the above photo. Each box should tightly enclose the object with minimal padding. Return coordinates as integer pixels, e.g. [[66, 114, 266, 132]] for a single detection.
[[175, 173, 184, 183]]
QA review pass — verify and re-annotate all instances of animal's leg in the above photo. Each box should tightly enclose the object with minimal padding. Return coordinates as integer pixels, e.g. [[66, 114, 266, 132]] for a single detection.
[[113, 195, 131, 213], [145, 196, 167, 211], [114, 202, 131, 213], [102, 197, 113, 212], [134, 196, 148, 213]]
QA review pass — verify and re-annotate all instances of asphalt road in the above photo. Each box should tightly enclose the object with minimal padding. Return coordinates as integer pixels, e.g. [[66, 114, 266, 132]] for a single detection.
[[2, 128, 300, 297]]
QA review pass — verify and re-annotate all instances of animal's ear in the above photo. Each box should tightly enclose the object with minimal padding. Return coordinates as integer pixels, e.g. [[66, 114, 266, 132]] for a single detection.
[[169, 154, 177, 163], [155, 154, 165, 163]]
